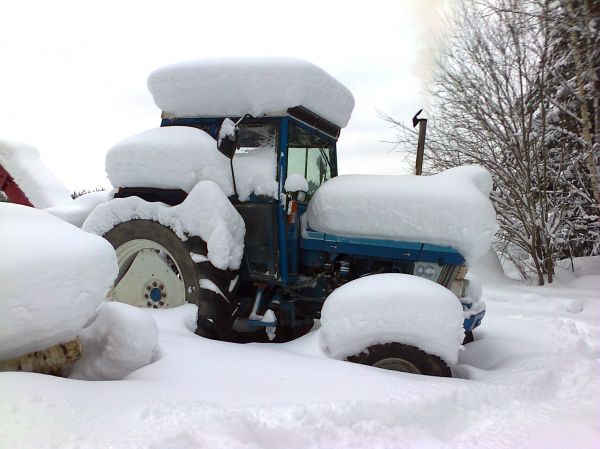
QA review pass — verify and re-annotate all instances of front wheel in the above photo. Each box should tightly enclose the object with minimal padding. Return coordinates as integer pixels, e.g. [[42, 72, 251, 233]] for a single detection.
[[103, 219, 236, 340], [347, 342, 452, 377]]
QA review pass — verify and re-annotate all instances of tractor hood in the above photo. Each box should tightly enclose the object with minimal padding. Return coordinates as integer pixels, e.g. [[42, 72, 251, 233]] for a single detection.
[[306, 166, 498, 264]]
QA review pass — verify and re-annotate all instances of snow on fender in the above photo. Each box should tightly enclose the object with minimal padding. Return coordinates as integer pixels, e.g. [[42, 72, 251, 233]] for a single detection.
[[319, 273, 465, 366]]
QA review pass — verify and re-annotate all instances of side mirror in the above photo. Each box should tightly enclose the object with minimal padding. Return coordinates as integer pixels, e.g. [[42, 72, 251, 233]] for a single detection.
[[217, 118, 238, 159]]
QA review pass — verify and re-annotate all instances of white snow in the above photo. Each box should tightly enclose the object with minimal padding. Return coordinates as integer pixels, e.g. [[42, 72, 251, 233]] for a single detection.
[[0, 204, 117, 360], [70, 302, 159, 381], [217, 117, 236, 147], [307, 166, 498, 263], [0, 139, 73, 209], [1, 255, 599, 448], [148, 57, 355, 128], [106, 126, 233, 194], [105, 126, 278, 201], [319, 273, 465, 364], [284, 173, 309, 192], [83, 180, 245, 270], [1, 202, 599, 448], [44, 191, 109, 227]]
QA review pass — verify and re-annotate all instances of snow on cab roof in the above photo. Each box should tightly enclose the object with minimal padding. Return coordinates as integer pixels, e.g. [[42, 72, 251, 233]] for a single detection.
[[147, 57, 355, 128]]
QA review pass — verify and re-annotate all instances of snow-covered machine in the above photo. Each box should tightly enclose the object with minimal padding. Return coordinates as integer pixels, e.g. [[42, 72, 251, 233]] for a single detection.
[[1, 58, 496, 376]]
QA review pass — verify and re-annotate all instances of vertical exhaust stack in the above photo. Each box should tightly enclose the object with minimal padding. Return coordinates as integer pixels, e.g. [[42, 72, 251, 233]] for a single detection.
[[412, 109, 428, 176]]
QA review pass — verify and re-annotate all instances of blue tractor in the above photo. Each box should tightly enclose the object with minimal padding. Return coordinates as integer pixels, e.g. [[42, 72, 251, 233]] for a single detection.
[[100, 59, 487, 376]]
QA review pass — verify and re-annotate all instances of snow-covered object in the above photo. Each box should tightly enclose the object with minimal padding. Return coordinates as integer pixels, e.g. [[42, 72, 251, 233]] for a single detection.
[[106, 126, 232, 194], [44, 191, 109, 227], [83, 181, 245, 270], [147, 57, 355, 128], [319, 273, 465, 364], [307, 166, 498, 263], [0, 204, 117, 360], [217, 118, 236, 148], [70, 302, 159, 381], [0, 139, 72, 209], [285, 174, 309, 192], [105, 126, 277, 201]]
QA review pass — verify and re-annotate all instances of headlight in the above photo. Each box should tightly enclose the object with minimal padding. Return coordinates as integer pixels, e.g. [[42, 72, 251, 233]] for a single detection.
[[413, 262, 442, 282]]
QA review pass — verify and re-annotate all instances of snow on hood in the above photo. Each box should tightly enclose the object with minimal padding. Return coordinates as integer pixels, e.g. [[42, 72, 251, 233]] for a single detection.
[[307, 166, 498, 264], [147, 57, 355, 128]]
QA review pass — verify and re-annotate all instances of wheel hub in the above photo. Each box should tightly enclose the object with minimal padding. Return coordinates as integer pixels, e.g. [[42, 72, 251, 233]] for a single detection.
[[112, 239, 186, 309], [373, 357, 421, 374]]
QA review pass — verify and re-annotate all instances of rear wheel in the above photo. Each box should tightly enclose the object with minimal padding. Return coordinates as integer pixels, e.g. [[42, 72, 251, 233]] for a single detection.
[[347, 342, 452, 377], [103, 219, 236, 340]]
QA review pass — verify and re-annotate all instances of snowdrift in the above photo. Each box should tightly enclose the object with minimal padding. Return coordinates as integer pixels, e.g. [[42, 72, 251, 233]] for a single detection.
[[0, 204, 117, 360], [147, 57, 355, 128], [307, 166, 498, 263]]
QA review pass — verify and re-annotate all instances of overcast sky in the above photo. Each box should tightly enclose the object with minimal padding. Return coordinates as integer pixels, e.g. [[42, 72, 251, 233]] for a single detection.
[[0, 0, 450, 191]]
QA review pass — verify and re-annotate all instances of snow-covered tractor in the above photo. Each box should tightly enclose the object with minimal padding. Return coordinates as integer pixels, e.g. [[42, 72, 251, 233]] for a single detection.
[[1, 58, 496, 376]]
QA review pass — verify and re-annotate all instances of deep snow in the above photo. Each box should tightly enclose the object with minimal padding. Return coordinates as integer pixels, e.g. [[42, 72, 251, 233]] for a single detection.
[[1, 257, 598, 449], [0, 204, 117, 360]]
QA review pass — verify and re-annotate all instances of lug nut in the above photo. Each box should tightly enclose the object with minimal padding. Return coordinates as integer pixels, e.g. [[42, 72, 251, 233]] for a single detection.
[[144, 294, 149, 299], [146, 286, 151, 291], [152, 282, 157, 287]]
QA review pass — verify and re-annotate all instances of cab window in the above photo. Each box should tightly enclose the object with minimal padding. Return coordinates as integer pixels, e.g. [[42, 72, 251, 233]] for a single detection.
[[287, 122, 336, 200]]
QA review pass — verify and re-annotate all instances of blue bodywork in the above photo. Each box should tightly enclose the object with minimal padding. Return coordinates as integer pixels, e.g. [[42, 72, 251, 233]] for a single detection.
[[159, 113, 485, 334]]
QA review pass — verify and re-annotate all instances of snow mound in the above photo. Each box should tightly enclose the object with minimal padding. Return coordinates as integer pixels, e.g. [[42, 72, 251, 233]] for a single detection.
[[307, 166, 498, 263], [147, 57, 355, 128], [83, 181, 245, 270], [105, 126, 277, 201], [0, 139, 72, 209], [44, 191, 109, 227], [0, 204, 117, 360], [319, 273, 465, 364], [70, 302, 159, 381]]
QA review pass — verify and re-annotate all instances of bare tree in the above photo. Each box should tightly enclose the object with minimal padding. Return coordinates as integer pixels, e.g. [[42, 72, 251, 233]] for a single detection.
[[384, 0, 599, 284]]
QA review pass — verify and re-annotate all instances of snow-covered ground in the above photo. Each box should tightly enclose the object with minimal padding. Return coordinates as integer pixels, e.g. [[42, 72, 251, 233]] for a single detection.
[[1, 258, 598, 449]]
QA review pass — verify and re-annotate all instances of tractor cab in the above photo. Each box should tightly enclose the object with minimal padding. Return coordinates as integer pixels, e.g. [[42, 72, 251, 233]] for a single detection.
[[159, 107, 341, 287]]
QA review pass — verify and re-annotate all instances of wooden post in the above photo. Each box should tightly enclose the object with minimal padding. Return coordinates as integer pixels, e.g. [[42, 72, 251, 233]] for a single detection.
[[415, 119, 427, 176]]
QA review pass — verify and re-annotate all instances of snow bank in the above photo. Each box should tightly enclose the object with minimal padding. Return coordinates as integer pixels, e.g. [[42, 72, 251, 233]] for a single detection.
[[0, 204, 117, 360], [44, 191, 109, 227], [70, 302, 159, 381], [307, 166, 498, 263], [106, 126, 277, 201], [83, 181, 245, 270], [147, 57, 355, 128], [0, 139, 72, 209], [319, 273, 465, 364]]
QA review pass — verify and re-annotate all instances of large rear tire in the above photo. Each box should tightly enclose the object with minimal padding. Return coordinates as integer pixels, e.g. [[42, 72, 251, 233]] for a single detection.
[[347, 342, 452, 377], [103, 219, 237, 340]]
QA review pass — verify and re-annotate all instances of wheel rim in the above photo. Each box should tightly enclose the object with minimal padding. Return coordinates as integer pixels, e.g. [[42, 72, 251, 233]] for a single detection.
[[111, 239, 187, 308], [373, 357, 421, 374]]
